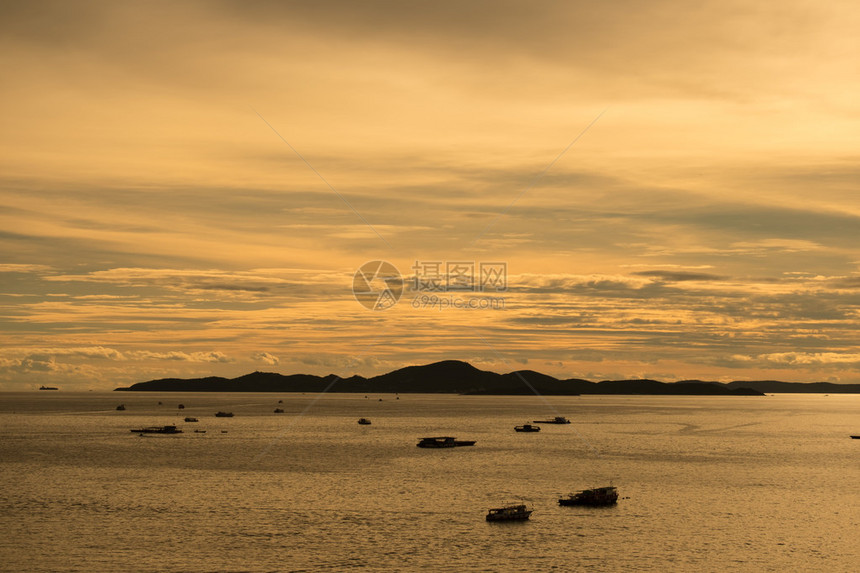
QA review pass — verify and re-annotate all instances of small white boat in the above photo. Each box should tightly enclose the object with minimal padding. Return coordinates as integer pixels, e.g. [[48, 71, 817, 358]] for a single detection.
[[486, 504, 532, 522]]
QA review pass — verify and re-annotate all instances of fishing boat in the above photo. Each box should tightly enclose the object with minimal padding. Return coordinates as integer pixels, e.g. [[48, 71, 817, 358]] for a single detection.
[[416, 436, 476, 448], [130, 425, 182, 435], [851, 435, 859, 439], [514, 424, 540, 432], [558, 486, 618, 506], [116, 404, 126, 411], [532, 416, 570, 424], [214, 411, 234, 417], [486, 504, 532, 522], [38, 386, 58, 390], [184, 417, 198, 422], [273, 408, 285, 413], [357, 418, 372, 425]]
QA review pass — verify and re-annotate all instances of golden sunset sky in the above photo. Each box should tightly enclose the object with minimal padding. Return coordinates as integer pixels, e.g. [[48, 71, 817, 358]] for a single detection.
[[1, 0, 859, 389]]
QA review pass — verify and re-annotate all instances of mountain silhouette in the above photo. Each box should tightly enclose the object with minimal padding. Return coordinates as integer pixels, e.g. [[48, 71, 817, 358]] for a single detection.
[[110, 359, 860, 395]]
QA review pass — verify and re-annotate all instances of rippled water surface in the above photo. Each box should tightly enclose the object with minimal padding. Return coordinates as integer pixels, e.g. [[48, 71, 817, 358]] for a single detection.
[[1, 392, 857, 572]]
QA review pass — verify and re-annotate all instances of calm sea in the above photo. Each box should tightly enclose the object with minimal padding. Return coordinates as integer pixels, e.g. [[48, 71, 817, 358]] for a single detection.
[[0, 392, 857, 572]]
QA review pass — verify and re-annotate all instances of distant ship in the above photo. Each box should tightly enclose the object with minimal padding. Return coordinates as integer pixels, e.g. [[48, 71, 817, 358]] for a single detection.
[[130, 425, 183, 435], [38, 386, 58, 390], [532, 416, 570, 424], [274, 408, 285, 413], [416, 436, 476, 448], [214, 411, 234, 417], [514, 424, 541, 432], [184, 417, 198, 422], [357, 418, 372, 425], [486, 504, 532, 522], [116, 404, 126, 411], [558, 486, 618, 506]]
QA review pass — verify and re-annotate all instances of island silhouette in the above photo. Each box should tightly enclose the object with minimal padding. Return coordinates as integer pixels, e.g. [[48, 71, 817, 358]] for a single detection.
[[114, 360, 858, 395]]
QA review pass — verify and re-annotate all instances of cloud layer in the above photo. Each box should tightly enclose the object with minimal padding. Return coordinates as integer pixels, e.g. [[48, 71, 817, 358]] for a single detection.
[[1, 1, 858, 387]]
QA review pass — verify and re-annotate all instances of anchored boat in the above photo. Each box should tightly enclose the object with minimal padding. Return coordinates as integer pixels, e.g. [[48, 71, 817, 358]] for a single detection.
[[486, 504, 532, 522], [514, 424, 540, 432], [558, 486, 618, 506], [416, 436, 476, 448], [130, 425, 182, 435], [532, 416, 570, 424]]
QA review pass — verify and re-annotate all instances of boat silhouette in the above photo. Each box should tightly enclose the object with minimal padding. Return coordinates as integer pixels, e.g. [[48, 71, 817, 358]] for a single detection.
[[416, 436, 476, 448]]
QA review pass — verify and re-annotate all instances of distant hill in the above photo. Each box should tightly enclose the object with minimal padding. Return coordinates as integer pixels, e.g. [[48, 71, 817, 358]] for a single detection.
[[109, 360, 818, 395], [723, 380, 860, 394]]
